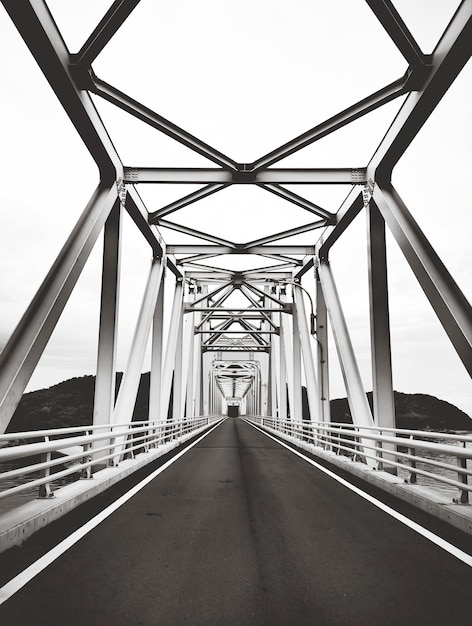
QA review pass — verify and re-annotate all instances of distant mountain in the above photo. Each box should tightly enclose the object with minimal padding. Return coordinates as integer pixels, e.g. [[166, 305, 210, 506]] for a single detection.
[[5, 375, 471, 433], [329, 391, 472, 431], [6, 373, 152, 434]]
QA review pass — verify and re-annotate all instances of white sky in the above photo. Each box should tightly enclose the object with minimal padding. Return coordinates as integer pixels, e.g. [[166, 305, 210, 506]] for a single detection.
[[0, 1, 471, 415]]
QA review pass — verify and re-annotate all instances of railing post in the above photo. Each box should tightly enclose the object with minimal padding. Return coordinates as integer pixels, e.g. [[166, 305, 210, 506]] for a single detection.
[[37, 436, 54, 499], [80, 432, 93, 479], [408, 435, 417, 484], [455, 442, 469, 505]]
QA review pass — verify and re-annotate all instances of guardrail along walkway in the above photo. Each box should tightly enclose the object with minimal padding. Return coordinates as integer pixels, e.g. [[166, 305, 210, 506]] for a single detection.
[[1, 418, 471, 625]]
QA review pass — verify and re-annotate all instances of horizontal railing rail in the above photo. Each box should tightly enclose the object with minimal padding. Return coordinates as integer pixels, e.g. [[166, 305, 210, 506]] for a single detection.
[[0, 416, 222, 502], [246, 416, 472, 504]]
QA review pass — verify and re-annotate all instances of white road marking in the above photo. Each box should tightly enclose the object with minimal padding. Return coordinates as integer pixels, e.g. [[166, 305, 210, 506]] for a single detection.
[[245, 419, 472, 568], [0, 419, 226, 605]]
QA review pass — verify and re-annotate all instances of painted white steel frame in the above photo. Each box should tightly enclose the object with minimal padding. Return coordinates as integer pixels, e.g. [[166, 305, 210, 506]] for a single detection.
[[0, 0, 470, 486]]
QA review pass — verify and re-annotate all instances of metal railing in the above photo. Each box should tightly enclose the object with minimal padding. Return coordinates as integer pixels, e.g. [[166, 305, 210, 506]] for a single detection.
[[246, 416, 472, 504], [0, 416, 222, 502]]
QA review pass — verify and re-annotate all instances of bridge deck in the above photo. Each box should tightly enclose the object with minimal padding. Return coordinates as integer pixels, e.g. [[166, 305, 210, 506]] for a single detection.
[[1, 418, 471, 625]]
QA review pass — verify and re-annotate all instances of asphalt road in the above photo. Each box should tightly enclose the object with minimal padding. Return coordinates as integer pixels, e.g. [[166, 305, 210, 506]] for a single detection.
[[1, 418, 471, 625]]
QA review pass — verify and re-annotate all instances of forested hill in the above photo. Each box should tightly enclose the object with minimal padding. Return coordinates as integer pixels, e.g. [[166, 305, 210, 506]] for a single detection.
[[329, 391, 471, 430], [5, 374, 472, 433]]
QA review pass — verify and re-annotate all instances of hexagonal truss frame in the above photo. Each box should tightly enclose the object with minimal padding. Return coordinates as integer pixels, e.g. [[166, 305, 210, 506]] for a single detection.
[[0, 1, 471, 436]]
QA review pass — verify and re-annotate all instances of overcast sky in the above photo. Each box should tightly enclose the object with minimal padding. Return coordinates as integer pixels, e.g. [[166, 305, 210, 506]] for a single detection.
[[0, 1, 471, 415]]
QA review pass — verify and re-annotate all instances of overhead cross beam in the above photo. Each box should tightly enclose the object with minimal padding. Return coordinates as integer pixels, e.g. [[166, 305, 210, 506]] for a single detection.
[[125, 167, 367, 185]]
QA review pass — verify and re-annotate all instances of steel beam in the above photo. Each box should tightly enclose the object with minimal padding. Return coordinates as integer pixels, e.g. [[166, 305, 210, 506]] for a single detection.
[[244, 220, 326, 247], [172, 309, 184, 419], [277, 313, 287, 420], [319, 190, 365, 260], [257, 253, 303, 266], [124, 167, 367, 185], [367, 201, 395, 427], [260, 184, 335, 221], [72, 0, 141, 67], [242, 282, 285, 307], [167, 245, 316, 255], [374, 183, 472, 375], [177, 253, 224, 265], [157, 220, 236, 247], [2, 0, 122, 179], [203, 347, 269, 352], [149, 184, 229, 221], [318, 260, 376, 436], [125, 186, 164, 259], [92, 75, 238, 171], [194, 286, 235, 329], [250, 76, 408, 171], [315, 274, 330, 424], [368, 1, 472, 180], [93, 202, 122, 434], [292, 294, 303, 420], [149, 271, 165, 421], [187, 307, 289, 313], [238, 286, 280, 330], [125, 186, 183, 278], [112, 257, 164, 427], [293, 256, 315, 282], [160, 279, 184, 418], [294, 285, 320, 422], [191, 282, 232, 307], [367, 201, 396, 469], [365, 0, 431, 69], [198, 315, 271, 320], [243, 262, 299, 275], [184, 272, 293, 281], [196, 330, 277, 335], [0, 183, 118, 433], [268, 298, 278, 418]]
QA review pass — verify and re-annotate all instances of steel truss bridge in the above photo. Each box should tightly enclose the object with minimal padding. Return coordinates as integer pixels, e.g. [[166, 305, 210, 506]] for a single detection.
[[0, 1, 472, 623]]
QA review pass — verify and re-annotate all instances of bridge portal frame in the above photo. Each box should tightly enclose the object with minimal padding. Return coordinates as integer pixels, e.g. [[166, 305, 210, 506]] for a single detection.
[[0, 1, 471, 461]]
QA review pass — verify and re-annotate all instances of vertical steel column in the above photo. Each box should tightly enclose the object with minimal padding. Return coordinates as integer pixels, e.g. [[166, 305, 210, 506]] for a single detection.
[[280, 289, 294, 420], [161, 278, 184, 418], [149, 269, 165, 421], [92, 201, 122, 465], [270, 339, 278, 418], [93, 201, 122, 432], [208, 372, 212, 415], [267, 286, 278, 418], [199, 286, 209, 415], [294, 284, 320, 423], [172, 308, 184, 420], [367, 201, 396, 470], [255, 366, 260, 415], [292, 289, 303, 420], [277, 291, 288, 421], [210, 371, 213, 415], [315, 271, 330, 424], [185, 320, 196, 418], [193, 289, 204, 416], [180, 285, 193, 414]]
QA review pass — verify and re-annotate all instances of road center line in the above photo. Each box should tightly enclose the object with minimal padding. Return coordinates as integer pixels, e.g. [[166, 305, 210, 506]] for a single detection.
[[0, 419, 226, 606], [245, 419, 472, 568]]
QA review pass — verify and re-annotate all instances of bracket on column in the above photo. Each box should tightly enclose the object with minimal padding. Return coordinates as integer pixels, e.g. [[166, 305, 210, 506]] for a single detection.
[[362, 179, 375, 207]]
